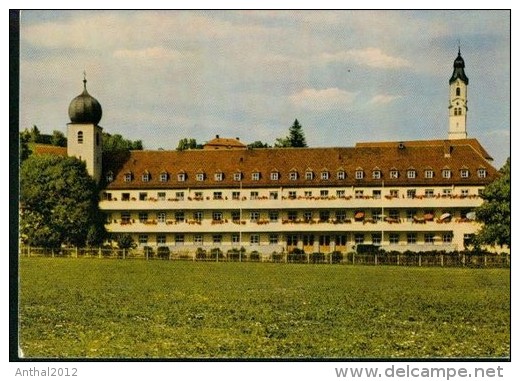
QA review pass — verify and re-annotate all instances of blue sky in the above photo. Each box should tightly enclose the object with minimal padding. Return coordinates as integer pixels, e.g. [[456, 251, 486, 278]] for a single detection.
[[19, 10, 510, 167]]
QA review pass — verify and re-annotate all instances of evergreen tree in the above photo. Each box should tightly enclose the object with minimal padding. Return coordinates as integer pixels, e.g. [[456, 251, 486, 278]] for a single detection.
[[274, 119, 308, 148], [50, 130, 67, 147], [176, 138, 199, 151]]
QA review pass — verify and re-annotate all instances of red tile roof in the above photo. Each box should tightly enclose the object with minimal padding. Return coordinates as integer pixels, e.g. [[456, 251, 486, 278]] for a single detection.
[[31, 144, 67, 157], [104, 139, 498, 190], [203, 137, 246, 150]]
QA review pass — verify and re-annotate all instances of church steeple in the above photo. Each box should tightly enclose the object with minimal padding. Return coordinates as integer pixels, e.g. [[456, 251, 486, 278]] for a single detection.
[[448, 48, 468, 140]]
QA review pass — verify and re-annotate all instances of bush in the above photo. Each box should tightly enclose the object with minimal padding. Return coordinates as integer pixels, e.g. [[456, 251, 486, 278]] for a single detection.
[[288, 248, 306, 263], [195, 248, 206, 260], [331, 251, 343, 264], [143, 246, 154, 258], [157, 246, 170, 259], [227, 249, 241, 261], [355, 244, 380, 254], [271, 252, 283, 262], [249, 251, 260, 261], [210, 248, 222, 259], [310, 252, 325, 263]]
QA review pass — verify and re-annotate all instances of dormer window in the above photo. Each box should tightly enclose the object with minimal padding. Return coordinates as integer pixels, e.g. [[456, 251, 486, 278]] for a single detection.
[[305, 171, 314, 180], [390, 169, 399, 179], [289, 171, 298, 181], [160, 172, 168, 182], [372, 170, 381, 179], [142, 172, 150, 182], [321, 171, 330, 180], [456, 87, 461, 96], [214, 172, 223, 182], [77, 131, 83, 144], [355, 170, 364, 179], [270, 171, 279, 181], [177, 172, 186, 182], [233, 172, 242, 181], [442, 169, 452, 179], [252, 172, 260, 181], [196, 173, 205, 182], [124, 172, 132, 182], [106, 171, 113, 182], [477, 169, 487, 178], [424, 169, 434, 179], [460, 169, 469, 178], [407, 170, 416, 179], [337, 170, 346, 180]]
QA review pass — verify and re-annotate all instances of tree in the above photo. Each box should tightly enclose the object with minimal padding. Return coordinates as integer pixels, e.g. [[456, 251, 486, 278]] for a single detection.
[[20, 155, 106, 248], [102, 133, 143, 153], [50, 130, 67, 147], [115, 234, 136, 250], [475, 158, 510, 248], [247, 140, 271, 149], [28, 125, 41, 143], [19, 138, 31, 163], [274, 119, 308, 148], [176, 138, 200, 151]]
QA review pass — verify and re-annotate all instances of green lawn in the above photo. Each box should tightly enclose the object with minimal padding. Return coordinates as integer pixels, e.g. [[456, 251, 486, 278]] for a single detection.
[[18, 258, 510, 359]]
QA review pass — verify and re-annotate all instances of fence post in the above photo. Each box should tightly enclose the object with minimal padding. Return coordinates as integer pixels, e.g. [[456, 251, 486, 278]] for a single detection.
[[216, 250, 219, 263], [419, 253, 422, 267], [51, 248, 54, 258], [397, 252, 400, 266], [98, 247, 102, 259], [374, 253, 378, 266], [441, 254, 444, 267], [75, 246, 78, 258], [353, 252, 355, 265], [462, 252, 466, 267], [123, 248, 126, 260], [484, 254, 487, 268]]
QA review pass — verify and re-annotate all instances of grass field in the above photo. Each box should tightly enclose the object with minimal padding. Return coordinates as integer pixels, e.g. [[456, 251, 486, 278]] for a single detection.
[[18, 257, 510, 359]]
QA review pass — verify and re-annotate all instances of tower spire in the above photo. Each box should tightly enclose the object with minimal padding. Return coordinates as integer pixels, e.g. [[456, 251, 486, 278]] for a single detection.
[[83, 70, 87, 90]]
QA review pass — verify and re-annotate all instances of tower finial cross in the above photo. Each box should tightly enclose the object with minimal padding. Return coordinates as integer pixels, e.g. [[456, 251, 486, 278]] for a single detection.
[[83, 70, 87, 89]]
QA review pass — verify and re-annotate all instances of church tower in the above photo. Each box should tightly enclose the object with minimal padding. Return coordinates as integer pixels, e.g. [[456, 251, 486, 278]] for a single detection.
[[448, 48, 469, 140], [67, 75, 103, 183]]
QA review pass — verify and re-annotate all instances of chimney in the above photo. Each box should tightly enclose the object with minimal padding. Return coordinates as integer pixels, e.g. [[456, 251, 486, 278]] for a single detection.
[[236, 137, 240, 141], [216, 134, 219, 139]]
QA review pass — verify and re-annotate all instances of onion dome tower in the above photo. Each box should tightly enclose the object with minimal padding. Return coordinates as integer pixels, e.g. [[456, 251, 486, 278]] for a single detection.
[[66, 74, 103, 183], [448, 48, 469, 140]]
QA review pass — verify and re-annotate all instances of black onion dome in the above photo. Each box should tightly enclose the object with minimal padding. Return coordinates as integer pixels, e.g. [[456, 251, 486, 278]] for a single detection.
[[68, 78, 102, 124], [449, 50, 469, 85]]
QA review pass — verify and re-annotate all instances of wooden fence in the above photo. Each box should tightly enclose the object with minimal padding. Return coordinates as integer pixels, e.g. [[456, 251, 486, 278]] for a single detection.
[[18, 246, 510, 268]]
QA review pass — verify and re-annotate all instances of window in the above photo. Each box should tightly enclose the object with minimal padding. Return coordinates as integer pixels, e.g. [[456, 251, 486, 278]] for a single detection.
[[336, 210, 346, 222], [157, 212, 166, 223], [320, 190, 329, 197], [270, 171, 279, 181], [194, 192, 203, 200], [287, 211, 297, 221], [177, 173, 186, 182], [175, 192, 184, 201], [106, 172, 113, 182], [231, 211, 240, 222], [157, 192, 166, 201], [121, 211, 131, 223], [443, 234, 453, 243], [335, 235, 347, 246], [194, 211, 203, 222], [461, 189, 469, 197], [304, 191, 312, 198], [174, 211, 185, 222], [355, 170, 364, 179], [390, 189, 399, 198], [407, 189, 416, 199], [139, 212, 148, 223], [269, 234, 279, 245], [477, 169, 487, 178], [319, 210, 330, 222], [139, 192, 148, 201], [289, 172, 298, 181], [250, 191, 259, 200], [213, 235, 222, 244], [157, 234, 166, 245], [460, 169, 469, 178], [138, 234, 148, 244], [213, 192, 223, 200], [372, 170, 381, 179], [196, 173, 205, 181], [442, 169, 451, 179], [321, 171, 330, 180], [407, 233, 417, 244], [389, 233, 399, 244], [354, 234, 365, 244], [303, 235, 314, 246], [372, 210, 382, 221], [337, 170, 346, 180], [336, 190, 345, 198], [456, 87, 461, 96], [389, 210, 399, 220], [406, 210, 414, 221], [231, 234, 240, 244], [250, 211, 260, 222], [425, 189, 434, 198], [269, 191, 278, 200], [122, 193, 130, 201], [250, 235, 260, 245], [425, 170, 434, 179], [478, 188, 484, 197], [124, 173, 132, 182], [303, 211, 313, 221], [319, 235, 331, 246], [287, 235, 298, 246], [269, 211, 279, 222], [232, 191, 240, 200], [407, 170, 416, 179], [175, 234, 184, 245], [288, 191, 297, 199], [252, 172, 260, 181], [305, 171, 314, 180], [214, 172, 223, 182], [372, 233, 382, 245], [390, 170, 399, 179], [372, 190, 381, 199], [212, 212, 223, 221], [194, 234, 203, 245], [233, 172, 242, 181], [103, 192, 112, 201], [443, 189, 452, 196], [355, 190, 364, 199], [77, 131, 83, 144], [160, 172, 168, 182], [142, 172, 150, 182], [424, 233, 434, 244]]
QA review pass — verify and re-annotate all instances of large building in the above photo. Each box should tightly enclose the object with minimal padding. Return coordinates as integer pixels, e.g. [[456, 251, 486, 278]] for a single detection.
[[62, 51, 499, 254]]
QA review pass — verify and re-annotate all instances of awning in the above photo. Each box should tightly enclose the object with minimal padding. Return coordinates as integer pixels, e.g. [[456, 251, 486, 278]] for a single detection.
[[354, 212, 365, 219], [466, 212, 477, 220], [440, 213, 451, 220], [424, 213, 434, 221]]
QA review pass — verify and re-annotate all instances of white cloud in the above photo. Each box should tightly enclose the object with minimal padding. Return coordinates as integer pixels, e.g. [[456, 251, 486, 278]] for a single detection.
[[113, 47, 188, 61], [289, 88, 357, 111], [321, 48, 411, 69], [369, 94, 402, 105]]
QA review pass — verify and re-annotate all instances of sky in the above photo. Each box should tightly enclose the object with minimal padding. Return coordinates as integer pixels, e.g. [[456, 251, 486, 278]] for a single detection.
[[19, 10, 510, 167]]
